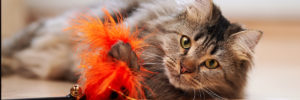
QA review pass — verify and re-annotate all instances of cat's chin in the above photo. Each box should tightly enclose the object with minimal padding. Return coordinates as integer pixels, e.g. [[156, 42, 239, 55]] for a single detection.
[[168, 73, 203, 91]]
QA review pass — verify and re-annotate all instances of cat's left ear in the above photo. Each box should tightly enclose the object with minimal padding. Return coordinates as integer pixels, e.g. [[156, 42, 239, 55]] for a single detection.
[[229, 30, 263, 52]]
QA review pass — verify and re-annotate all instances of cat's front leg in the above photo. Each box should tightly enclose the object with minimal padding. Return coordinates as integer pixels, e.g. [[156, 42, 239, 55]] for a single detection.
[[108, 41, 140, 71]]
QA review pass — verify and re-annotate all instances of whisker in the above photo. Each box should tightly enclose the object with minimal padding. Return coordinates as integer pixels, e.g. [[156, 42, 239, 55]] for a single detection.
[[203, 73, 216, 98], [197, 90, 201, 100], [142, 53, 164, 59], [202, 89, 205, 100], [202, 88, 219, 99], [198, 89, 202, 100], [204, 87, 224, 100], [142, 63, 163, 65], [202, 73, 225, 100], [205, 88, 224, 100], [143, 56, 163, 60], [193, 89, 196, 100]]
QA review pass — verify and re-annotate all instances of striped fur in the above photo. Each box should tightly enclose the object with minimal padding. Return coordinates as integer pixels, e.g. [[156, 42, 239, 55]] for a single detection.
[[2, 0, 262, 99]]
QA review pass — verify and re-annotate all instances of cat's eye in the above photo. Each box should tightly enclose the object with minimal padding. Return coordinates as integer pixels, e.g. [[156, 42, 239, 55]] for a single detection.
[[180, 35, 191, 49], [205, 59, 219, 69]]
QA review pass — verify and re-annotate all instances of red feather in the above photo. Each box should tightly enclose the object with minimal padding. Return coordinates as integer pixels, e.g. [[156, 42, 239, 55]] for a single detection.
[[69, 9, 150, 100]]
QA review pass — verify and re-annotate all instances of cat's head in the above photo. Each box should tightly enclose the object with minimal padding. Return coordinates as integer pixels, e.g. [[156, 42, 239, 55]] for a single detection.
[[139, 0, 263, 97]]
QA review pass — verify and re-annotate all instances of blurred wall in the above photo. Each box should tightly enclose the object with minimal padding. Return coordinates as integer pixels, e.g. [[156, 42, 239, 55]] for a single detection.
[[1, 0, 99, 39], [214, 0, 300, 20], [24, 0, 99, 20], [2, 0, 28, 39], [2, 0, 300, 39]]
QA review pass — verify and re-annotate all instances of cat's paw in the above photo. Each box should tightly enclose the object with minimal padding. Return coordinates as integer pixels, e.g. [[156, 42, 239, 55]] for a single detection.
[[108, 41, 139, 71]]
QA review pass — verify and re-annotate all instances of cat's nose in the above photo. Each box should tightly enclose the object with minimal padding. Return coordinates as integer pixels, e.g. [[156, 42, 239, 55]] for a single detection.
[[180, 61, 195, 74]]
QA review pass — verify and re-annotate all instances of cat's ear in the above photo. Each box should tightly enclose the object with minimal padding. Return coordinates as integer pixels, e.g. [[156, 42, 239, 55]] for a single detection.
[[194, 0, 213, 8], [186, 0, 213, 23], [229, 30, 263, 52]]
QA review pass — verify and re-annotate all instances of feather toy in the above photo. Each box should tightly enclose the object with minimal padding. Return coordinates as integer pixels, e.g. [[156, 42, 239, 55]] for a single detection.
[[69, 9, 151, 100]]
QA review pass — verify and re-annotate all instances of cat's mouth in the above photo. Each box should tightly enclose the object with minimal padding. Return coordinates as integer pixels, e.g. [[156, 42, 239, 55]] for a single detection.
[[163, 57, 202, 90], [179, 61, 193, 74], [163, 61, 202, 90], [170, 71, 202, 91]]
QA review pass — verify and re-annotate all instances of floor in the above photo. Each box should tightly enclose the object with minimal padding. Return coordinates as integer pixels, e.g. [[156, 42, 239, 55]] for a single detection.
[[2, 19, 300, 99], [2, 75, 73, 99]]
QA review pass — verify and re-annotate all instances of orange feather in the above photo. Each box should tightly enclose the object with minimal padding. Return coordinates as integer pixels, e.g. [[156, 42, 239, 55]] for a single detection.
[[69, 9, 150, 100]]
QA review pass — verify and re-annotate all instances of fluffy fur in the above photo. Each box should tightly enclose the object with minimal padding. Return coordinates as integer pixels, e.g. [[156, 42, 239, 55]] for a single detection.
[[2, 0, 262, 99]]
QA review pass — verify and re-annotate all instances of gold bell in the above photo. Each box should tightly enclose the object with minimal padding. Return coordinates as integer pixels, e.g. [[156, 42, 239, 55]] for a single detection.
[[70, 84, 83, 100]]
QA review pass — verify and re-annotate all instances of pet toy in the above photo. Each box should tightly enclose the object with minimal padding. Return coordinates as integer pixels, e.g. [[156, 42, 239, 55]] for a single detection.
[[68, 9, 151, 100]]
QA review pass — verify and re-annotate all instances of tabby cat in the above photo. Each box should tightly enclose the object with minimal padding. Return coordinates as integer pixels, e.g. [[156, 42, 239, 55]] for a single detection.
[[2, 0, 262, 99]]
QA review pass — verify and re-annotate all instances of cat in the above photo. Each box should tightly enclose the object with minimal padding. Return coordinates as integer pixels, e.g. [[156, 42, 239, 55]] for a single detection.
[[1, 0, 262, 99], [107, 0, 262, 99]]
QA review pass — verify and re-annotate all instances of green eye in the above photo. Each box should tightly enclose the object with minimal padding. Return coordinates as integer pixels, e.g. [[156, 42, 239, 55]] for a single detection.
[[205, 59, 219, 69], [180, 35, 191, 49]]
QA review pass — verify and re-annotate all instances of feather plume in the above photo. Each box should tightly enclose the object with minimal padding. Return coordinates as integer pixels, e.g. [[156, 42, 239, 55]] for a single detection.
[[69, 9, 150, 100]]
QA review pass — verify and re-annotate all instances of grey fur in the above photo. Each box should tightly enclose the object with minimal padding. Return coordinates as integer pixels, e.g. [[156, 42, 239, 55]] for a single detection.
[[1, 0, 262, 99]]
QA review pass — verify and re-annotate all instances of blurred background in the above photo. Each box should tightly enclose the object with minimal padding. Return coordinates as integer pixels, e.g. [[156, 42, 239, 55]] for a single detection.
[[2, 0, 300, 99]]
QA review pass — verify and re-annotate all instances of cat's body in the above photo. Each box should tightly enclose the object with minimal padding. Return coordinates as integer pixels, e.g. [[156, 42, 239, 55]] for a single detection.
[[2, 0, 262, 99], [2, 0, 147, 81]]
